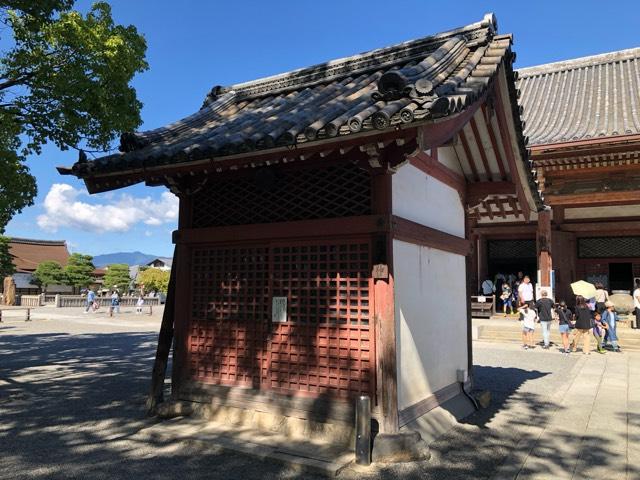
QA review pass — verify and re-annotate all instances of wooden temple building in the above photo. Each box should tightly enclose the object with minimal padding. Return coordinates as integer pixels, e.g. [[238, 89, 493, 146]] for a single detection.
[[472, 47, 640, 304], [59, 13, 547, 450]]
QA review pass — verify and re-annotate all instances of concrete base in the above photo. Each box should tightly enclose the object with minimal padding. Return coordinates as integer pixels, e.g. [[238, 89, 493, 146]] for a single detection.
[[371, 431, 430, 463], [401, 391, 477, 445]]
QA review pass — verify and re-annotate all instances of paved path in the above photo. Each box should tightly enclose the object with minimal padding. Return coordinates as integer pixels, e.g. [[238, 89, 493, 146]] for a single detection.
[[1, 313, 637, 479]]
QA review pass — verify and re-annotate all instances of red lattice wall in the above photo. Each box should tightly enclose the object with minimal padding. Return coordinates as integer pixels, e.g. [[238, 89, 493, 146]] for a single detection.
[[187, 239, 375, 399]]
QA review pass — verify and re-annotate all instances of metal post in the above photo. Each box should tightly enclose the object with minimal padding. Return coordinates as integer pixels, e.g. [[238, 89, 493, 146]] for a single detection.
[[149, 304, 152, 316], [355, 395, 371, 466], [26, 308, 31, 322]]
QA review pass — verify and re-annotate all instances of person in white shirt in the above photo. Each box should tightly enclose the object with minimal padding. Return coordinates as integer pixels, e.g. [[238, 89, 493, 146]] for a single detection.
[[633, 279, 640, 329], [518, 275, 535, 307], [519, 303, 537, 350]]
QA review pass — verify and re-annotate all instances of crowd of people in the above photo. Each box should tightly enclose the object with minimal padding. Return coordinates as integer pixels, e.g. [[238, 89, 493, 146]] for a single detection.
[[481, 273, 640, 355], [83, 288, 146, 315]]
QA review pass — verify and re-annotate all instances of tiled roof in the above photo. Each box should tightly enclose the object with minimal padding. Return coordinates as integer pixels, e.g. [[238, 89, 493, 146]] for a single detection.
[[8, 237, 70, 272], [62, 13, 520, 182], [517, 47, 640, 146]]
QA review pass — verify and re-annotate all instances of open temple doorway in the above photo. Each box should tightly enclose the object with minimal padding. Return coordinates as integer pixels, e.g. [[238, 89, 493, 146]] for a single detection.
[[609, 262, 633, 293], [487, 239, 537, 283]]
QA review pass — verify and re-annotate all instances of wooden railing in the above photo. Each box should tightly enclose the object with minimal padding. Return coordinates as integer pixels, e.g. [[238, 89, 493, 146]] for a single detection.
[[471, 295, 496, 318]]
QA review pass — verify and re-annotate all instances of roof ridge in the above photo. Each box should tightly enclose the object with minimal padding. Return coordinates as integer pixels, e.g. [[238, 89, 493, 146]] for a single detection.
[[8, 237, 67, 246], [517, 47, 640, 77], [204, 13, 497, 102]]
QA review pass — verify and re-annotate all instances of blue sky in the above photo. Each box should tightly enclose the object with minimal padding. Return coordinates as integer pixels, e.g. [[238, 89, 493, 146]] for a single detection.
[[5, 0, 640, 257]]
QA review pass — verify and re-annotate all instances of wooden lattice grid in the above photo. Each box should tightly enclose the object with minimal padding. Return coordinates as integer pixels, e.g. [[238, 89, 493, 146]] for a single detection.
[[187, 239, 375, 399], [191, 164, 372, 228]]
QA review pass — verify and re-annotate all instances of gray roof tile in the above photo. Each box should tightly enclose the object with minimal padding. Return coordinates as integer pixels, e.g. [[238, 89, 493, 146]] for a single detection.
[[517, 47, 640, 145]]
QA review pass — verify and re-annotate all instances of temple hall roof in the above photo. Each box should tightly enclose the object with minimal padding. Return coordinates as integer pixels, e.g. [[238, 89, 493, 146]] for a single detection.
[[517, 47, 640, 146], [8, 237, 70, 273], [60, 13, 523, 190]]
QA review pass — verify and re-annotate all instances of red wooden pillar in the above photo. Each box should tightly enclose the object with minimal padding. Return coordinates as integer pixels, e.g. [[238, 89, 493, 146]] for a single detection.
[[171, 192, 193, 398], [371, 172, 399, 434], [537, 210, 552, 288]]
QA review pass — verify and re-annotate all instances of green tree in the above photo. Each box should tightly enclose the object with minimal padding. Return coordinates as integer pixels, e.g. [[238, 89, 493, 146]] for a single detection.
[[137, 267, 170, 294], [0, 1, 148, 231], [103, 263, 130, 292], [33, 260, 66, 291], [0, 235, 15, 278], [64, 252, 94, 289]]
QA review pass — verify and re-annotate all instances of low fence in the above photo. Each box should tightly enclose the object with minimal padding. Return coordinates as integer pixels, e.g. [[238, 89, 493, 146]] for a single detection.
[[57, 295, 161, 308], [44, 295, 57, 304], [19, 295, 43, 307]]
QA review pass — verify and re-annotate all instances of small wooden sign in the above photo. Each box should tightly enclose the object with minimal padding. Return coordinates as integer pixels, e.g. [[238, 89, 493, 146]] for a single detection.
[[272, 296, 288, 323], [372, 264, 389, 280]]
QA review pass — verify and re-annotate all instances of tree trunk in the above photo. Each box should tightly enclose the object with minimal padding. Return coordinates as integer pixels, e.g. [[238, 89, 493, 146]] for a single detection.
[[145, 248, 177, 415]]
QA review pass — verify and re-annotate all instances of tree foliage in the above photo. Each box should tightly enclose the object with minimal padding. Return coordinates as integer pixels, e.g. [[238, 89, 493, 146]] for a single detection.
[[0, 1, 148, 231], [64, 252, 94, 288], [0, 235, 15, 278], [33, 260, 66, 290], [103, 263, 130, 291], [137, 267, 170, 294]]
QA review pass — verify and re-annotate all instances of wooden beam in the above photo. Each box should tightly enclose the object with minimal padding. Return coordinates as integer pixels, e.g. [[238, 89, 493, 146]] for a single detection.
[[174, 215, 391, 245], [458, 128, 481, 182], [553, 206, 565, 226], [469, 117, 493, 180], [545, 190, 640, 207], [466, 181, 516, 206], [482, 104, 507, 180], [481, 200, 494, 220], [391, 215, 470, 256], [496, 198, 507, 219], [492, 80, 532, 222], [409, 150, 466, 194], [472, 224, 538, 236], [559, 220, 640, 233]]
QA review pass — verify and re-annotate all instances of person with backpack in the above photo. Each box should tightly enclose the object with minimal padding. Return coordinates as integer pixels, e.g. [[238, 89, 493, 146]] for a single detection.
[[555, 300, 574, 356]]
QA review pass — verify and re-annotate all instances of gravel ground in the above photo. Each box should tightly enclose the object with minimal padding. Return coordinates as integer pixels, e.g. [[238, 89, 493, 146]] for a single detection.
[[0, 313, 581, 479]]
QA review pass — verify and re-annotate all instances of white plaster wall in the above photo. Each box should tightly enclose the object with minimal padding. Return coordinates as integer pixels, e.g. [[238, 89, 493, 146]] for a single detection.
[[393, 239, 468, 410], [392, 163, 465, 237], [436, 146, 464, 175]]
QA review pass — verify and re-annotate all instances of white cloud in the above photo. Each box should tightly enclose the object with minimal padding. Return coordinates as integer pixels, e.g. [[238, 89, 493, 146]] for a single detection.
[[37, 183, 179, 234], [144, 230, 153, 237]]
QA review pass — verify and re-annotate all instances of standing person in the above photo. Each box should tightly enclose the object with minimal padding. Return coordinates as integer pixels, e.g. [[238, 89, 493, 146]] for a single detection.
[[481, 277, 495, 296], [556, 301, 574, 355], [84, 288, 95, 314], [500, 282, 515, 316], [602, 301, 621, 352], [571, 295, 593, 355], [519, 303, 537, 350], [518, 275, 535, 308], [594, 283, 609, 314], [110, 290, 120, 315], [592, 312, 607, 354], [136, 295, 144, 314], [535, 290, 555, 349], [633, 279, 640, 329]]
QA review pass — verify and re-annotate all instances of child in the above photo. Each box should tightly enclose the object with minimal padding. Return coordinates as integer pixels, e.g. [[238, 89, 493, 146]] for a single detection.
[[593, 312, 608, 354], [136, 295, 144, 314], [501, 282, 514, 316], [519, 303, 537, 350]]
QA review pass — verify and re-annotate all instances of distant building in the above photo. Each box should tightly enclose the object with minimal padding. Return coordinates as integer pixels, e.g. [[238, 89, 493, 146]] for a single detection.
[[6, 237, 73, 295], [145, 257, 173, 271]]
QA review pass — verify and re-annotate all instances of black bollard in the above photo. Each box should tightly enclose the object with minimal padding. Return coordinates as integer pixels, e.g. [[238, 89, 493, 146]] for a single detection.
[[355, 395, 371, 466]]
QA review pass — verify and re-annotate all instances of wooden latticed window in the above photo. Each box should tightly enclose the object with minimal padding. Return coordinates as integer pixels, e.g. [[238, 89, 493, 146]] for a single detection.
[[578, 237, 640, 259], [187, 239, 374, 399], [191, 164, 372, 228]]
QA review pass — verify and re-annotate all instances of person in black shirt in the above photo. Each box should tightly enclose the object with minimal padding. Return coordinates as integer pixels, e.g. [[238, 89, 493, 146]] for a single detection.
[[571, 295, 594, 354], [555, 301, 574, 355], [535, 290, 555, 349]]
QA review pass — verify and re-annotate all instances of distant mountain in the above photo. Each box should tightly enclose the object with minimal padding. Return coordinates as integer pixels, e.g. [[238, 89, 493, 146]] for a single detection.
[[92, 251, 159, 267]]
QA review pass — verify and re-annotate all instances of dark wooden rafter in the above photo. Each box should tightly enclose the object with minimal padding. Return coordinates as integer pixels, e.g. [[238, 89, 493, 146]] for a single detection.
[[491, 80, 531, 221], [469, 117, 493, 181], [481, 200, 494, 220], [409, 150, 466, 197], [530, 134, 640, 161], [495, 198, 507, 218], [466, 181, 515, 207], [391, 215, 470, 256], [458, 128, 481, 182], [507, 196, 521, 216], [481, 104, 507, 180], [545, 190, 640, 207]]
